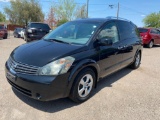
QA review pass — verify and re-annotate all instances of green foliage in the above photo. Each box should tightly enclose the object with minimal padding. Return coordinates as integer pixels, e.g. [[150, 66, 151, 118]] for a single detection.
[[143, 12, 160, 27], [4, 0, 44, 25], [57, 19, 68, 26], [54, 0, 76, 21], [75, 4, 87, 19], [0, 12, 6, 22]]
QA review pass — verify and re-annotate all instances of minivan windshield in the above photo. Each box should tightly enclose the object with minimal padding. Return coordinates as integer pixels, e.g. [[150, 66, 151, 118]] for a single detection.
[[44, 21, 100, 45]]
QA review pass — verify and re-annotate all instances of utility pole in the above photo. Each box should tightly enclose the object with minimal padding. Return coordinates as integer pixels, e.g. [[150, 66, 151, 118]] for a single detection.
[[117, 2, 119, 19], [87, 0, 89, 18], [109, 3, 120, 19]]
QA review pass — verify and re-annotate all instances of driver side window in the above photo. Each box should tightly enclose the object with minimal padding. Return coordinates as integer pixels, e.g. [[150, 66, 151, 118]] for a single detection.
[[99, 22, 119, 43]]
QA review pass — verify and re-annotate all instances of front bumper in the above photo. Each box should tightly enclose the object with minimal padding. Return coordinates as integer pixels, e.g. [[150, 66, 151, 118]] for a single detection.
[[5, 63, 70, 101]]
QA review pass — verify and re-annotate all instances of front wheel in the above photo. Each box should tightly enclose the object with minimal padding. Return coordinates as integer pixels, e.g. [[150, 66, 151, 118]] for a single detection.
[[69, 68, 96, 103], [129, 52, 141, 69]]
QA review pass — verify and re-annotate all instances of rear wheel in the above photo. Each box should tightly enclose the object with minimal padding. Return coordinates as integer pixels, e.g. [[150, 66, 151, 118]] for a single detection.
[[147, 40, 154, 48], [3, 33, 7, 39], [129, 52, 141, 69], [69, 68, 96, 103]]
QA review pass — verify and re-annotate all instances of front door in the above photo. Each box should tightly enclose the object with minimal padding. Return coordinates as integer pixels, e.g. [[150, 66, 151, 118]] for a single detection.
[[97, 22, 123, 78]]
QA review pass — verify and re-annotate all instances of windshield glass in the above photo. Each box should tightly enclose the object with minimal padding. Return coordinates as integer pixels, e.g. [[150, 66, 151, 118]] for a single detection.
[[17, 28, 23, 32], [29, 23, 50, 30], [44, 21, 100, 45], [0, 26, 4, 29]]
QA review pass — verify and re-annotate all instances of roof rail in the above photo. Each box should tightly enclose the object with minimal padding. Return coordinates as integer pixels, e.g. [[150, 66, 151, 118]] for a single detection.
[[106, 16, 131, 22]]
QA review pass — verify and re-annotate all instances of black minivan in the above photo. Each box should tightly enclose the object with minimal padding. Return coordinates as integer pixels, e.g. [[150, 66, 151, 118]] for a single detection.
[[5, 18, 143, 103]]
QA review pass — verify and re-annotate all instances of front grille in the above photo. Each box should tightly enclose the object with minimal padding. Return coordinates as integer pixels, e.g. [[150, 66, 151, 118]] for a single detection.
[[8, 79, 32, 96], [7, 57, 39, 75]]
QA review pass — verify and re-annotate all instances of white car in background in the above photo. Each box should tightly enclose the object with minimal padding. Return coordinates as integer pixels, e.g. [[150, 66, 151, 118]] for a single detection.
[[20, 29, 25, 39]]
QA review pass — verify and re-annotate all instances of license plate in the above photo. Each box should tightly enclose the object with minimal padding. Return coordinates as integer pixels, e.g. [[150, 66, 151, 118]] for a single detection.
[[6, 72, 16, 81]]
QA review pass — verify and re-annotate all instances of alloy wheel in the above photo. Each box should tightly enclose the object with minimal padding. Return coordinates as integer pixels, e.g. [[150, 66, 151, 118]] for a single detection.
[[78, 74, 93, 98], [149, 41, 153, 48], [135, 53, 140, 67]]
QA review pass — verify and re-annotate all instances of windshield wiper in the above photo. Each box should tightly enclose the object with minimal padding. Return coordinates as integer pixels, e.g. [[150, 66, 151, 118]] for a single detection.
[[45, 39, 72, 44]]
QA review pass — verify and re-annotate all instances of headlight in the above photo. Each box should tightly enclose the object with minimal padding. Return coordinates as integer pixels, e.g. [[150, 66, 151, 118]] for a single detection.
[[38, 56, 75, 75], [28, 29, 32, 33]]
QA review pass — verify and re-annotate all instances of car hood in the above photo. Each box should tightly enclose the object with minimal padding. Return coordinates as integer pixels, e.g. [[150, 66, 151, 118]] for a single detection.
[[11, 40, 87, 67]]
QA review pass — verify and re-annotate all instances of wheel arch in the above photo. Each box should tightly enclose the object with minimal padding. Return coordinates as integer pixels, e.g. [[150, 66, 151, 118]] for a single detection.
[[66, 59, 100, 96]]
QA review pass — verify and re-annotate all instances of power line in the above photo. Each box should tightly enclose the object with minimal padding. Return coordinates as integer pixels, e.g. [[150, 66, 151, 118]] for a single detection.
[[120, 4, 147, 15]]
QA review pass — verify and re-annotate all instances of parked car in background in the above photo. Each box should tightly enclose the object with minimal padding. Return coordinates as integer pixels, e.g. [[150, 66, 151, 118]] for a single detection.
[[13, 28, 23, 38], [0, 25, 8, 39], [5, 18, 142, 103], [20, 29, 25, 39], [24, 22, 51, 42], [138, 27, 160, 48]]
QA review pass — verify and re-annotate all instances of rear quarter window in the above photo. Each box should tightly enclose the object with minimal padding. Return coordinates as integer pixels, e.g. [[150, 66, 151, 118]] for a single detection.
[[117, 21, 139, 40]]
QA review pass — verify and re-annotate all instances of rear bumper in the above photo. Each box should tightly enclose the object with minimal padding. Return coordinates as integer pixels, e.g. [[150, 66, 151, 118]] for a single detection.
[[0, 32, 7, 38], [5, 63, 70, 101], [142, 38, 150, 45]]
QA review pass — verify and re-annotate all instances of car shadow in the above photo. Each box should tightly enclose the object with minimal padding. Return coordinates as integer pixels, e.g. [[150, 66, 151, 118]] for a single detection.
[[12, 68, 132, 113], [153, 45, 160, 48], [143, 45, 160, 48]]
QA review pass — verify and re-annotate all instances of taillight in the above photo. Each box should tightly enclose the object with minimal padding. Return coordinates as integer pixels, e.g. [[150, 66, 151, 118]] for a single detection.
[[144, 35, 148, 38]]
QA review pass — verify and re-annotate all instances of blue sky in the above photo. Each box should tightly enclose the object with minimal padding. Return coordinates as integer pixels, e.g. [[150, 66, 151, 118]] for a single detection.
[[0, 0, 160, 27]]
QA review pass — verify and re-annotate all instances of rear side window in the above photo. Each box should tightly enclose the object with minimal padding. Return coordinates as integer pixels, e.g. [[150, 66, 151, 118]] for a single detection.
[[138, 28, 148, 33], [29, 23, 50, 30], [150, 29, 158, 34], [117, 21, 138, 40]]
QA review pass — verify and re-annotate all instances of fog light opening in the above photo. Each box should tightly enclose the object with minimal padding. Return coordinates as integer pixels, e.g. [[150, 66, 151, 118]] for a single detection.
[[36, 93, 41, 100]]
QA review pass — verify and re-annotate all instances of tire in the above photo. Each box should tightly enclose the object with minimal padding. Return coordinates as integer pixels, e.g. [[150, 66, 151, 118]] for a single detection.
[[3, 33, 7, 39], [147, 40, 154, 48], [129, 52, 141, 69], [69, 68, 96, 103]]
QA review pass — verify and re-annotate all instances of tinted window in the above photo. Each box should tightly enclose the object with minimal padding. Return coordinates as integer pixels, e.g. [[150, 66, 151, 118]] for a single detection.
[[16, 28, 23, 32], [117, 21, 138, 40], [98, 22, 119, 43], [44, 21, 100, 45], [138, 28, 148, 33], [150, 29, 158, 34], [29, 23, 50, 30]]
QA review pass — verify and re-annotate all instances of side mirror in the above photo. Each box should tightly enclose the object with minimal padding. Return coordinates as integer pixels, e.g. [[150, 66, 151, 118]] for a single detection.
[[98, 38, 113, 46]]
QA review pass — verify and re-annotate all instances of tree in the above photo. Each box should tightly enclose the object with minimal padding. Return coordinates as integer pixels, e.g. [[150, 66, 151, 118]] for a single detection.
[[56, 19, 68, 26], [143, 12, 160, 28], [4, 0, 44, 26], [54, 0, 76, 21], [75, 4, 87, 19], [0, 12, 6, 22], [45, 7, 57, 29]]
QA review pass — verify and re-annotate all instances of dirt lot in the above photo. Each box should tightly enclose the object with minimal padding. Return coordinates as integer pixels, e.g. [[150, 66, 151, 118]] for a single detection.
[[0, 37, 160, 120]]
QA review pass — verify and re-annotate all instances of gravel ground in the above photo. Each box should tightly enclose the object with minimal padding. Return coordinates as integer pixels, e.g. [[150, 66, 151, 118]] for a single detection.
[[0, 37, 160, 120]]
